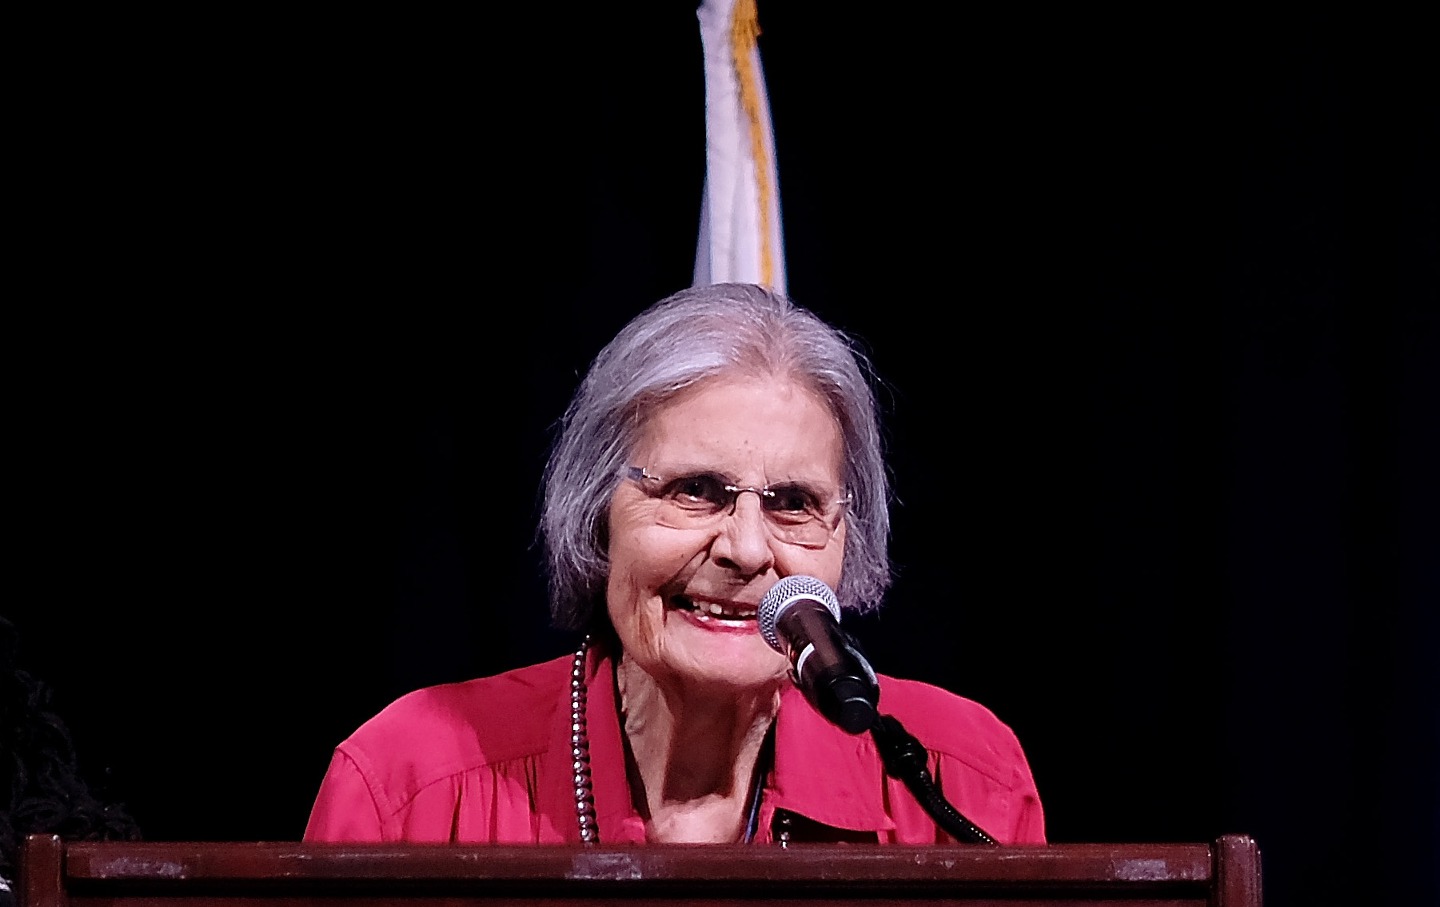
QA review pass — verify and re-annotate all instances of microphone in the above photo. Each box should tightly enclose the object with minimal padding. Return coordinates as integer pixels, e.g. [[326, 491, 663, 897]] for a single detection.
[[758, 575, 880, 734]]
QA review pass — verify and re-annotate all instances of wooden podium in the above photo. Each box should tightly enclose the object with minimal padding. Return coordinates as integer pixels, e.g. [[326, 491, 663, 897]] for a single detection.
[[21, 832, 1261, 906]]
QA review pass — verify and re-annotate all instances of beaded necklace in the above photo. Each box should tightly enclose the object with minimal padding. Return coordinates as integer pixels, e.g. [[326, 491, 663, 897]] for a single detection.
[[569, 636, 598, 842]]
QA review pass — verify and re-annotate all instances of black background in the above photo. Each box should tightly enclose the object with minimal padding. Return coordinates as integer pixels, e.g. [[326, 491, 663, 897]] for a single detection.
[[10, 5, 1437, 906]]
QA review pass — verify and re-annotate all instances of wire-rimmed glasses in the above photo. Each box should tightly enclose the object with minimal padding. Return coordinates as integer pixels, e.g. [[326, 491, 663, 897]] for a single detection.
[[623, 466, 850, 549]]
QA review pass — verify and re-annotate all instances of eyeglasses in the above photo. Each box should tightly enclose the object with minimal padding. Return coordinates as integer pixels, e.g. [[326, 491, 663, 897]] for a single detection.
[[624, 466, 850, 549]]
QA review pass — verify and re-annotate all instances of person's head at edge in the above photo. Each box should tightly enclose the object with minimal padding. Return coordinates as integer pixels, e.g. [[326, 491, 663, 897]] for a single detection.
[[0, 617, 142, 900], [539, 281, 890, 702]]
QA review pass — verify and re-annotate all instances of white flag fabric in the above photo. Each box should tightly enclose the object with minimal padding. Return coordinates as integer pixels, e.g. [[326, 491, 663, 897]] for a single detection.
[[693, 0, 786, 294]]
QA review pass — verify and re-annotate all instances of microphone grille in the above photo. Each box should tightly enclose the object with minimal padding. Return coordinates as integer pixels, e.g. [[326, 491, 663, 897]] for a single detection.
[[758, 575, 841, 653]]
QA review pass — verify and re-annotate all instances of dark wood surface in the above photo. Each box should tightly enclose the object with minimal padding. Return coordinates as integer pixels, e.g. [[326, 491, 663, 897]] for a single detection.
[[21, 833, 1261, 906]]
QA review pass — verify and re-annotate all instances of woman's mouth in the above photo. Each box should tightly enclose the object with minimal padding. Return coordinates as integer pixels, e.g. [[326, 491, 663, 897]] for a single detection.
[[668, 594, 758, 622]]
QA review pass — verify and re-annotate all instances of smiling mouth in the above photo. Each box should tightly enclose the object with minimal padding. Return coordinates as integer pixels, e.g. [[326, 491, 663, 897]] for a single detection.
[[669, 594, 758, 621]]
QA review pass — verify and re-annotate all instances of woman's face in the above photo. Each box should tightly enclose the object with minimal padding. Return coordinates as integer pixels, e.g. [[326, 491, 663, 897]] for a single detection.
[[606, 374, 848, 693]]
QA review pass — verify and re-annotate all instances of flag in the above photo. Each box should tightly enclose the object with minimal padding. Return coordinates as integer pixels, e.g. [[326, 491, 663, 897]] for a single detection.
[[693, 0, 786, 294]]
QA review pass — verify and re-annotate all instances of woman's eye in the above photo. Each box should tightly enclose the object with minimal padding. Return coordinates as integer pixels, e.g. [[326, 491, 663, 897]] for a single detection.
[[669, 475, 727, 505], [766, 486, 820, 514]]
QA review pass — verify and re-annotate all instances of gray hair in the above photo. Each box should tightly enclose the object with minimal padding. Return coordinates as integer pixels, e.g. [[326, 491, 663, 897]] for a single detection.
[[541, 282, 892, 630]]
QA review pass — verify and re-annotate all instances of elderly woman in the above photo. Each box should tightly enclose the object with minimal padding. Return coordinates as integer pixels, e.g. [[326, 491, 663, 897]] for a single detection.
[[304, 283, 1045, 845]]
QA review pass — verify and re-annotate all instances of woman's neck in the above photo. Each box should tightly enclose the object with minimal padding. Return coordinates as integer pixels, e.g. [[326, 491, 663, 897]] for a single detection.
[[616, 653, 780, 843]]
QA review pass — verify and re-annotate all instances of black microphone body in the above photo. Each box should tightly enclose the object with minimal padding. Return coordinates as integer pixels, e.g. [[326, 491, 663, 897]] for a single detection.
[[759, 575, 880, 734]]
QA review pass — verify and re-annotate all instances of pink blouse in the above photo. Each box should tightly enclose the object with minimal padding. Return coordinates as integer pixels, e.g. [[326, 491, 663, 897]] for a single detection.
[[304, 641, 1045, 845]]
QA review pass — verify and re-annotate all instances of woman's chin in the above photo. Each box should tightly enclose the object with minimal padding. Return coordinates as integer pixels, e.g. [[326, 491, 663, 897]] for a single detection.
[[662, 619, 787, 690]]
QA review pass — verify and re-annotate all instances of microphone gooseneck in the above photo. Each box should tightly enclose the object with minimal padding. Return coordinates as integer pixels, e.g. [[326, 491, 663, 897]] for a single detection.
[[870, 715, 999, 845]]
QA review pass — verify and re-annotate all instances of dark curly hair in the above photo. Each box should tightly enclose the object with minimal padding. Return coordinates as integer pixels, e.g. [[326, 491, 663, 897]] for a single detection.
[[1, 616, 142, 889]]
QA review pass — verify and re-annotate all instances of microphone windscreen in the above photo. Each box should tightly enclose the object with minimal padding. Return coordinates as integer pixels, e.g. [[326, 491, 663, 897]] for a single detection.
[[758, 575, 841, 654]]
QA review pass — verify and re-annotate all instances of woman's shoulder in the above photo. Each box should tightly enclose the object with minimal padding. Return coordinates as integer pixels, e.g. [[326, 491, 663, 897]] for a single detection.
[[341, 653, 573, 772], [874, 672, 1034, 787]]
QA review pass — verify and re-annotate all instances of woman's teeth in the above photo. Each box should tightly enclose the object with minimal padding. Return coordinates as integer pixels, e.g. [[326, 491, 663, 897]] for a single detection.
[[675, 596, 756, 620]]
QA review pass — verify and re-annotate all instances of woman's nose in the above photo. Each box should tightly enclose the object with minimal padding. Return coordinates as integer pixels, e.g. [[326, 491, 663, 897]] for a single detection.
[[709, 494, 775, 576]]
